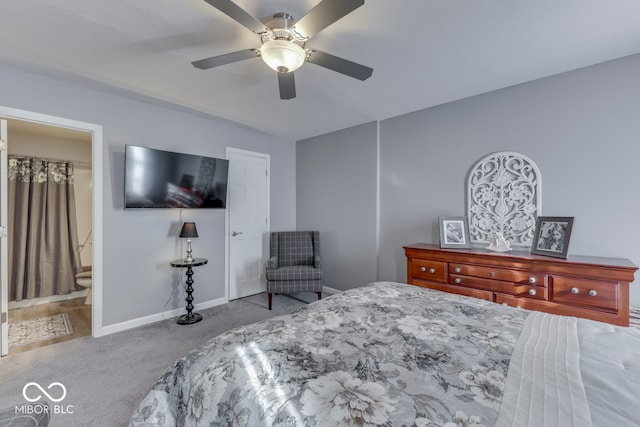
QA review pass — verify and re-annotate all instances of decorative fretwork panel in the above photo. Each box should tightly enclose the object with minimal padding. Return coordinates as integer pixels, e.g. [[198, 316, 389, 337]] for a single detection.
[[467, 152, 541, 248]]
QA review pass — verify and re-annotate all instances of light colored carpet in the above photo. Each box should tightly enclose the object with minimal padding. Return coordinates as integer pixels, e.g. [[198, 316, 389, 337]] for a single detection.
[[8, 313, 74, 347], [0, 291, 320, 427]]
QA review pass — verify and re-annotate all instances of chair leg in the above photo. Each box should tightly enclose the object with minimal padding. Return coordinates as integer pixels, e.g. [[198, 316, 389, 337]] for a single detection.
[[317, 292, 322, 301], [268, 293, 273, 310]]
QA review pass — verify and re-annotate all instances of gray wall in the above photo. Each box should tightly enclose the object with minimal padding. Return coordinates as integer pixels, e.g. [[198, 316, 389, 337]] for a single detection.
[[297, 122, 378, 290], [0, 64, 296, 326], [298, 53, 640, 306]]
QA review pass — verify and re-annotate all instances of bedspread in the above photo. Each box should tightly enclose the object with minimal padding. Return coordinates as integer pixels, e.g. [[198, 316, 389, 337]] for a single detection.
[[130, 282, 535, 426]]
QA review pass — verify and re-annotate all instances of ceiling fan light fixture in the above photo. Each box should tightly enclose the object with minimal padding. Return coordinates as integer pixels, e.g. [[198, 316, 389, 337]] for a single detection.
[[260, 40, 305, 73]]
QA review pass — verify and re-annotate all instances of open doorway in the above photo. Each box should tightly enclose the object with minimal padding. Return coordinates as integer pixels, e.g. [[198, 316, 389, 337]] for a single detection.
[[0, 106, 103, 356], [6, 119, 92, 353]]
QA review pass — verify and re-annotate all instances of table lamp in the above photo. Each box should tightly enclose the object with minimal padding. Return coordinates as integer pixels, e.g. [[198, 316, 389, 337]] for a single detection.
[[179, 222, 198, 262]]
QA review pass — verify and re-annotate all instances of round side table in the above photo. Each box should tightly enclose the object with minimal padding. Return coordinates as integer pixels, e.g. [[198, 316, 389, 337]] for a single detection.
[[170, 258, 208, 325]]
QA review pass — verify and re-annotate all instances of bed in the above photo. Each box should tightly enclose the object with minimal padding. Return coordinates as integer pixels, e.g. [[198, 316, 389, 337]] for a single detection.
[[129, 281, 640, 426]]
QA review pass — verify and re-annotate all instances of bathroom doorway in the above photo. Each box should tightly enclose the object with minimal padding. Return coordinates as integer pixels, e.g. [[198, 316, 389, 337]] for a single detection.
[[7, 119, 92, 353], [0, 107, 103, 356]]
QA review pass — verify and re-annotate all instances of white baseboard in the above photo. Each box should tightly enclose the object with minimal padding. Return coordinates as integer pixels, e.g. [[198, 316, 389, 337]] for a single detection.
[[323, 286, 340, 295], [98, 288, 342, 337], [99, 296, 228, 336]]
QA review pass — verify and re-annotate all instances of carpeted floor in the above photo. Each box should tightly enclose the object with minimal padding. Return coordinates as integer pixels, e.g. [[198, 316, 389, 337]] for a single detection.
[[0, 291, 319, 427]]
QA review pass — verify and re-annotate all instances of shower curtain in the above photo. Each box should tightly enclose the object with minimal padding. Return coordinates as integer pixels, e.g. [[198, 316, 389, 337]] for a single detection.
[[8, 157, 82, 301]]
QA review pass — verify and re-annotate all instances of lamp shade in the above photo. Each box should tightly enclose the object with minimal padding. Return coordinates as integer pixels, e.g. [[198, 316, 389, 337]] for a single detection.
[[179, 222, 198, 238], [260, 40, 306, 73]]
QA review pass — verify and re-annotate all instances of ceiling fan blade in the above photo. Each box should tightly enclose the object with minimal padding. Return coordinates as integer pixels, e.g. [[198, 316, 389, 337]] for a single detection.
[[192, 49, 259, 70], [290, 0, 364, 41], [202, 0, 273, 37], [277, 72, 296, 100], [306, 50, 373, 81]]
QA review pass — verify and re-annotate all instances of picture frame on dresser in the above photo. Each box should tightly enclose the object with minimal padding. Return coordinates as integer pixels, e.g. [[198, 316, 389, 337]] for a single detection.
[[439, 216, 471, 249], [531, 216, 574, 258]]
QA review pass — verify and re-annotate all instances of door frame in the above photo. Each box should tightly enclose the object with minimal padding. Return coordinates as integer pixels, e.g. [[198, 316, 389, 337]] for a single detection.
[[225, 147, 270, 301], [0, 106, 104, 352], [1, 119, 7, 355]]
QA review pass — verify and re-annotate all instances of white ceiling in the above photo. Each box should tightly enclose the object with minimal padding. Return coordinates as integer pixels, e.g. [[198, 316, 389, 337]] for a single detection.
[[2, 0, 640, 141]]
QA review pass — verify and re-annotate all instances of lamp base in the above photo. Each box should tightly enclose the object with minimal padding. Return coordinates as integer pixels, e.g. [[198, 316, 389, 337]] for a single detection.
[[177, 312, 202, 325], [184, 238, 194, 263]]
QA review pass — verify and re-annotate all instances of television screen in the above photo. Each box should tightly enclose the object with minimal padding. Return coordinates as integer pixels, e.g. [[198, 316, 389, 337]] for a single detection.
[[124, 145, 229, 209]]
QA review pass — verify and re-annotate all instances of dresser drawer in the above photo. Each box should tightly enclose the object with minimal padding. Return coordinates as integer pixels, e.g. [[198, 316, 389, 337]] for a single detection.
[[449, 263, 544, 286], [551, 276, 618, 311], [497, 293, 541, 309], [410, 259, 447, 283], [449, 274, 515, 294], [509, 284, 548, 301], [449, 274, 547, 300], [413, 280, 494, 301]]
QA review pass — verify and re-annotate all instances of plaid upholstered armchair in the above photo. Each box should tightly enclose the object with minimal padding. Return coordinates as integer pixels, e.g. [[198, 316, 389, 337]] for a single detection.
[[266, 231, 323, 310]]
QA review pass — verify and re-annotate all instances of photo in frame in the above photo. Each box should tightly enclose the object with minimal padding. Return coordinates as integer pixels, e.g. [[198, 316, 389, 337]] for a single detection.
[[439, 216, 471, 249], [530, 216, 574, 258]]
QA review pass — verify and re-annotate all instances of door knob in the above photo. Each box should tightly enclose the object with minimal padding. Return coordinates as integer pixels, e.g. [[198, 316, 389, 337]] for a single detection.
[[232, 231, 243, 236]]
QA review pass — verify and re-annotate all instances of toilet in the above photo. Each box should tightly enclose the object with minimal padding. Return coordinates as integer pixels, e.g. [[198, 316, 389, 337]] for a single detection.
[[76, 266, 92, 305]]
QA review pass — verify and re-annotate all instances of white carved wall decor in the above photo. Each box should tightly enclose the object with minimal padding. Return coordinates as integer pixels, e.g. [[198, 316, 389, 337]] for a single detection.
[[467, 152, 541, 248]]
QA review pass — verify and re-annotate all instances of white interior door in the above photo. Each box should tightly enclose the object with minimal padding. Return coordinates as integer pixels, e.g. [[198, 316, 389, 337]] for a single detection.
[[1, 119, 8, 356], [227, 148, 270, 300]]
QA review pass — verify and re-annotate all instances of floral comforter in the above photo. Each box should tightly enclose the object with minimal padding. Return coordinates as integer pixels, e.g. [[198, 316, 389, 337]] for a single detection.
[[129, 281, 530, 426]]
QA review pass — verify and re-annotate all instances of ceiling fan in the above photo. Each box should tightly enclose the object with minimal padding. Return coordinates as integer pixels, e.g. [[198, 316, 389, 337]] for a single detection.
[[192, 0, 373, 100]]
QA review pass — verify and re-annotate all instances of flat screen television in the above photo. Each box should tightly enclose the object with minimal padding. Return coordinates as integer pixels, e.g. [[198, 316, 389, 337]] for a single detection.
[[124, 145, 229, 209]]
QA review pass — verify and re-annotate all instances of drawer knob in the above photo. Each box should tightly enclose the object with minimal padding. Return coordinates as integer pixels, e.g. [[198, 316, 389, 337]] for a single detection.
[[421, 267, 426, 272], [529, 289, 537, 296], [528, 277, 536, 284], [588, 289, 598, 297], [454, 278, 461, 284], [454, 267, 461, 273], [429, 268, 436, 274], [490, 271, 496, 277], [571, 287, 580, 294]]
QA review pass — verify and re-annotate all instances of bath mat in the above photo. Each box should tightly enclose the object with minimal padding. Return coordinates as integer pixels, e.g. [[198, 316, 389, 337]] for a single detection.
[[8, 313, 73, 347]]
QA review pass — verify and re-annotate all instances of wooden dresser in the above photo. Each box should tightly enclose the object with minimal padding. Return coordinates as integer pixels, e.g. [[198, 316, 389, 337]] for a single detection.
[[404, 243, 638, 326]]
